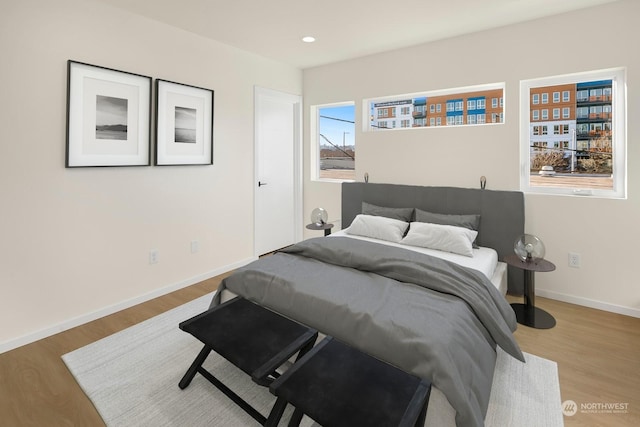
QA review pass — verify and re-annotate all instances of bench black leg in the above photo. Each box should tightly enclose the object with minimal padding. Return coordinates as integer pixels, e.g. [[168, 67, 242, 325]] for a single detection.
[[287, 407, 304, 427], [265, 397, 288, 427], [197, 367, 267, 425], [179, 345, 211, 389], [414, 404, 427, 427]]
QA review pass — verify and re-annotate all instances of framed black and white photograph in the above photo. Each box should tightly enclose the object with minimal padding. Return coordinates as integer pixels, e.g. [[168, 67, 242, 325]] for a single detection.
[[65, 60, 152, 167], [155, 79, 214, 166]]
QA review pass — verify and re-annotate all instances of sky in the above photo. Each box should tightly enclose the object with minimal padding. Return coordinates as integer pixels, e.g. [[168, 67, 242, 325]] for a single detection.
[[319, 104, 355, 148], [175, 106, 197, 130], [96, 95, 128, 126]]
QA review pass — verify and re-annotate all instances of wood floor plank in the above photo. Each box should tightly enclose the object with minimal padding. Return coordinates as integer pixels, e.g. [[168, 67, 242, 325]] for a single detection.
[[1, 273, 637, 426], [507, 295, 640, 427]]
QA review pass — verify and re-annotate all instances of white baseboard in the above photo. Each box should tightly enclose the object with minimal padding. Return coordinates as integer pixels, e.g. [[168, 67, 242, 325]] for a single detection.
[[537, 288, 640, 319], [0, 257, 257, 355]]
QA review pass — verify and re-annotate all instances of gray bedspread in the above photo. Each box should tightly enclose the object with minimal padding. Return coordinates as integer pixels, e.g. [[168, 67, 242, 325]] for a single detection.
[[212, 237, 524, 427]]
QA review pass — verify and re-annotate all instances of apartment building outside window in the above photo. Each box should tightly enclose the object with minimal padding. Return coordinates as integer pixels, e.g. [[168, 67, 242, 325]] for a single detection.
[[365, 83, 503, 131], [520, 68, 626, 198]]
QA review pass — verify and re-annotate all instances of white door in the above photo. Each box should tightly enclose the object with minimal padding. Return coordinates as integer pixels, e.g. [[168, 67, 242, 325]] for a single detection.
[[254, 87, 302, 256]]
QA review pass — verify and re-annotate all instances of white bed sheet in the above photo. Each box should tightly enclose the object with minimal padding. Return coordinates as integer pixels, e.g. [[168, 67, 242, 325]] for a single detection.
[[331, 228, 507, 295]]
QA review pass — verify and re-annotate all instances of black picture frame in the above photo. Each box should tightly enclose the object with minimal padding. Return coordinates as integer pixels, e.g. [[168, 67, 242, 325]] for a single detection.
[[65, 60, 152, 167], [155, 79, 214, 166]]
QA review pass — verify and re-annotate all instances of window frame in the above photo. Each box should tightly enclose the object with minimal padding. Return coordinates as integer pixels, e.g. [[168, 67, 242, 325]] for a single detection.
[[519, 68, 627, 199]]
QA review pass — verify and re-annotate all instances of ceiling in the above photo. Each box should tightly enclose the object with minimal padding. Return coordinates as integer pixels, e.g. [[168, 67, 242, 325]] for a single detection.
[[95, 0, 618, 69]]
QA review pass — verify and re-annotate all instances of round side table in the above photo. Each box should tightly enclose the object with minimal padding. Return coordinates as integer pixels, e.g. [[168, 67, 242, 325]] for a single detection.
[[305, 222, 334, 236], [504, 254, 556, 329]]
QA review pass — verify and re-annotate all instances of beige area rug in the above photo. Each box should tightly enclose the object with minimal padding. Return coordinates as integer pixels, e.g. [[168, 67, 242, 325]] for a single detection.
[[62, 292, 563, 426]]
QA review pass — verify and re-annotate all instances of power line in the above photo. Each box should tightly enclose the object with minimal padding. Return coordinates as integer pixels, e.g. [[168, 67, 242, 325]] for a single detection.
[[320, 115, 354, 124]]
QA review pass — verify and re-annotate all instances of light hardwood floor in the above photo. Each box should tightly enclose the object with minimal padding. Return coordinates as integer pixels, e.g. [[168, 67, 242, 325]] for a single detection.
[[1, 273, 638, 426]]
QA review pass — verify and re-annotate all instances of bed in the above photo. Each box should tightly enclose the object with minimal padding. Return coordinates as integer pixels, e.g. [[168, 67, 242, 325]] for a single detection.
[[211, 182, 526, 427]]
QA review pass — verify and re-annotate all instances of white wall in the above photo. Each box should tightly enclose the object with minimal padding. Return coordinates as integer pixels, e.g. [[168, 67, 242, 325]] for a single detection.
[[0, 0, 302, 351], [303, 0, 640, 316]]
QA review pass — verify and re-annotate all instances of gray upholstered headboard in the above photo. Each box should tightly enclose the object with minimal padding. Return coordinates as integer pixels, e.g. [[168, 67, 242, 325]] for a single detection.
[[341, 182, 525, 295]]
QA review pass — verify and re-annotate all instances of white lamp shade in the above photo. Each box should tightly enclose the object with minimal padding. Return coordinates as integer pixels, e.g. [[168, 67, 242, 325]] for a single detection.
[[311, 208, 328, 225], [514, 234, 545, 261]]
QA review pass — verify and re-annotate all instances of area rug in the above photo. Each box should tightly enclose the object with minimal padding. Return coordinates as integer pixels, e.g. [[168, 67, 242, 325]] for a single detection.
[[62, 292, 563, 426]]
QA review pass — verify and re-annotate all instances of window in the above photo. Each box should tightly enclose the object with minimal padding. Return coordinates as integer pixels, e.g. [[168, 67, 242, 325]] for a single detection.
[[553, 108, 560, 119], [311, 102, 355, 182], [553, 92, 560, 103], [541, 93, 549, 104], [541, 109, 548, 120], [577, 90, 589, 101], [532, 110, 539, 120], [532, 94, 539, 105], [520, 68, 626, 198], [365, 83, 504, 131], [576, 106, 589, 118], [553, 124, 570, 135]]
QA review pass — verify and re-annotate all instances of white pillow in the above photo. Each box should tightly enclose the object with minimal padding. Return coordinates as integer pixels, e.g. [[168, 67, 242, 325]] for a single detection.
[[401, 222, 478, 257], [346, 214, 409, 243]]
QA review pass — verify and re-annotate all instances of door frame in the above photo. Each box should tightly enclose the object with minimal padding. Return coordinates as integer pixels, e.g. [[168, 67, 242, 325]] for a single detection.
[[253, 86, 303, 257]]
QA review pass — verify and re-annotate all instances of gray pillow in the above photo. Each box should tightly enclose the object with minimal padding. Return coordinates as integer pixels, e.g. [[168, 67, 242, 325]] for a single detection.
[[415, 209, 480, 230], [362, 202, 414, 222], [414, 209, 481, 247]]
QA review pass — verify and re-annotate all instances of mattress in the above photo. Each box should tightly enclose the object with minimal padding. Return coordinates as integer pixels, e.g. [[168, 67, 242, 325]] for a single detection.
[[331, 228, 508, 295]]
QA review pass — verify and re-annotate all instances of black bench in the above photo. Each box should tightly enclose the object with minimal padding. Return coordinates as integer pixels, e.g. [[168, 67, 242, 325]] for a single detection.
[[265, 336, 432, 427], [178, 297, 318, 425]]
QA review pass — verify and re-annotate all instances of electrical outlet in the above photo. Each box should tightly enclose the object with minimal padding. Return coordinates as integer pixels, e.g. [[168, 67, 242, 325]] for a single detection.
[[190, 240, 199, 254], [149, 250, 159, 265], [568, 252, 581, 268]]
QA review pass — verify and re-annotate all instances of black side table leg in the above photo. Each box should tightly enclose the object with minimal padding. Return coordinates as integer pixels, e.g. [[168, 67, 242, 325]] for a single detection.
[[179, 345, 211, 389]]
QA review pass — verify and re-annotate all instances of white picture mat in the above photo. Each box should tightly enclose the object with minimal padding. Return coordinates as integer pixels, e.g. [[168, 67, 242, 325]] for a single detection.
[[67, 61, 151, 167], [156, 80, 213, 165]]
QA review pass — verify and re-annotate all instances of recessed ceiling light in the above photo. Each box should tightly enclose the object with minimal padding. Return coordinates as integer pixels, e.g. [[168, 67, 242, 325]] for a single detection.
[[302, 36, 316, 43]]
